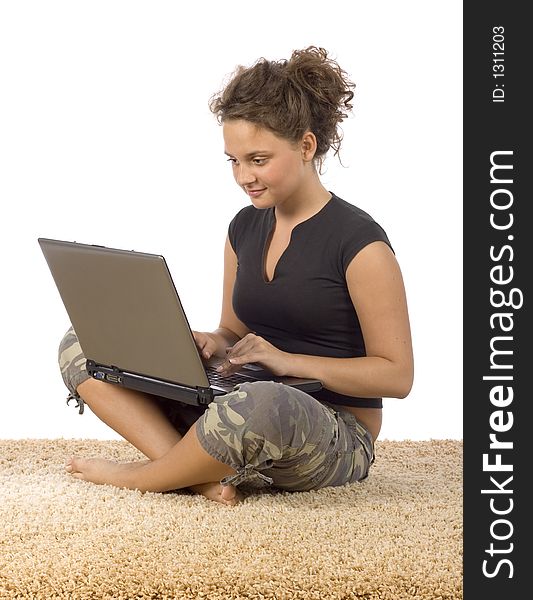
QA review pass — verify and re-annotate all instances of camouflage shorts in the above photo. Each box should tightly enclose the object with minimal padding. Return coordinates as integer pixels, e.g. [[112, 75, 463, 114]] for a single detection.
[[58, 326, 375, 492], [58, 326, 91, 411], [196, 381, 374, 492]]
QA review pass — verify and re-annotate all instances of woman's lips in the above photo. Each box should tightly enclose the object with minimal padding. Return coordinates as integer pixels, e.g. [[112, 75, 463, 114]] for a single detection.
[[246, 188, 266, 198]]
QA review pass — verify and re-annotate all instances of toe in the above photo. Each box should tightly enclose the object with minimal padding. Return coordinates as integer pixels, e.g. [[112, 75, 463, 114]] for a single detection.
[[66, 457, 85, 476], [221, 484, 243, 505], [221, 484, 236, 501]]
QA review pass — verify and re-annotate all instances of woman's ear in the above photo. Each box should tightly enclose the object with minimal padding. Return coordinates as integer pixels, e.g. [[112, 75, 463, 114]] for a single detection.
[[301, 131, 318, 162]]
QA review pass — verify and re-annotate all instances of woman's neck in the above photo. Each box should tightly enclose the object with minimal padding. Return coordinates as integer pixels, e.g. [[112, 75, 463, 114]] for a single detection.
[[274, 178, 331, 226]]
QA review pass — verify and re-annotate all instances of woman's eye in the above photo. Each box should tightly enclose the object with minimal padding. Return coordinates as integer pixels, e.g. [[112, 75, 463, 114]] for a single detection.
[[226, 157, 266, 166]]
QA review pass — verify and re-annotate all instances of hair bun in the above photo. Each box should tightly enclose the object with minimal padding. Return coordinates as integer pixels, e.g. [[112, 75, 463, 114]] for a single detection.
[[209, 46, 356, 170]]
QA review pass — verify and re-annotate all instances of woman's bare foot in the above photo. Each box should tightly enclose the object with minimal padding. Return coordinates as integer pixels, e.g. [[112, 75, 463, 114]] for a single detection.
[[190, 481, 243, 506], [66, 456, 133, 487], [66, 457, 243, 506]]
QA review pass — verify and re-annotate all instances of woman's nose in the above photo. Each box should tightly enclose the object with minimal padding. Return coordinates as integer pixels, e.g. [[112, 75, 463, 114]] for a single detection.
[[235, 164, 256, 186]]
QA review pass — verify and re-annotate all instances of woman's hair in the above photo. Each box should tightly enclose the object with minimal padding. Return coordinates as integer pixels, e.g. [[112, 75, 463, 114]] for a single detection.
[[208, 46, 355, 170]]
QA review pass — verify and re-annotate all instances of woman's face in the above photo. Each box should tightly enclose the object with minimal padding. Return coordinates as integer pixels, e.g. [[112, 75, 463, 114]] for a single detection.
[[222, 119, 309, 209]]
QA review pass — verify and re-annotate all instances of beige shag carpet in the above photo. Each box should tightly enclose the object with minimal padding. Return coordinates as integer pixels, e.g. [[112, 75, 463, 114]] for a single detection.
[[0, 439, 462, 600]]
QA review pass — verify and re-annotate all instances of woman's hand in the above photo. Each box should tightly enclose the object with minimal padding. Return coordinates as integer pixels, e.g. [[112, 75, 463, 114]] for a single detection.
[[216, 333, 291, 377], [192, 331, 219, 360]]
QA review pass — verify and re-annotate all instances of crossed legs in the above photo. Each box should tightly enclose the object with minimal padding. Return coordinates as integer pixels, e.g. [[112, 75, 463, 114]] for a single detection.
[[67, 378, 242, 505]]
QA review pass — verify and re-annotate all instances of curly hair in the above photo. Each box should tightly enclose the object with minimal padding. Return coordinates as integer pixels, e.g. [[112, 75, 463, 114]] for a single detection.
[[208, 47, 355, 171]]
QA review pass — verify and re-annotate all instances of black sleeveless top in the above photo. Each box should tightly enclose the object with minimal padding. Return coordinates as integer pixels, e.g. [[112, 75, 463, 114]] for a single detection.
[[228, 192, 393, 408]]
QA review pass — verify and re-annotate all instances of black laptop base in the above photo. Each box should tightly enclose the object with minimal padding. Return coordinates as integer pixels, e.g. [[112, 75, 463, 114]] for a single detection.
[[86, 360, 221, 406], [86, 359, 323, 407]]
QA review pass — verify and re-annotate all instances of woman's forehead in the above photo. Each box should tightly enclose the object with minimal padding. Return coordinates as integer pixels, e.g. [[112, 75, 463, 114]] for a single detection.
[[222, 120, 289, 153]]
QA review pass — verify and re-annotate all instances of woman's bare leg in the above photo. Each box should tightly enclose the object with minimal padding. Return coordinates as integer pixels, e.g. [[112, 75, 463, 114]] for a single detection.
[[76, 378, 182, 459], [67, 422, 238, 493], [73, 378, 242, 505]]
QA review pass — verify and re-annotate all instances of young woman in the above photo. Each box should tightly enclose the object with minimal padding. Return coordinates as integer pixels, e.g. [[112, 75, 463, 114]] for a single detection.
[[59, 47, 414, 506]]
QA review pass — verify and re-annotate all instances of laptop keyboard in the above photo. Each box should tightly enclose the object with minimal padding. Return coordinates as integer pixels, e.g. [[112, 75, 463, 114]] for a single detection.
[[206, 366, 254, 388]]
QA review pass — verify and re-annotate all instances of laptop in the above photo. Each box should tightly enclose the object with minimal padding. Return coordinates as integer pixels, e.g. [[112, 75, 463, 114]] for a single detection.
[[38, 238, 322, 406]]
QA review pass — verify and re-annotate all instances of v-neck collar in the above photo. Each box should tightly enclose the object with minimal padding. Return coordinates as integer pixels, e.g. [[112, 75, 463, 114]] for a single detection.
[[261, 193, 335, 284]]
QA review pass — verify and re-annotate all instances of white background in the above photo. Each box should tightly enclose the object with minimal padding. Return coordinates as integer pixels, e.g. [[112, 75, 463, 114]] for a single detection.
[[0, 1, 462, 441]]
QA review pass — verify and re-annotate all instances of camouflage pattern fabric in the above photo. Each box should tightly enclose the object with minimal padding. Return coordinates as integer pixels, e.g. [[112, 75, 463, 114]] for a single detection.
[[58, 326, 91, 401], [196, 381, 374, 491]]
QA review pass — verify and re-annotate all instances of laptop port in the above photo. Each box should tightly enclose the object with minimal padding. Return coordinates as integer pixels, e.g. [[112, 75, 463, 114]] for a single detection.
[[105, 373, 122, 384]]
